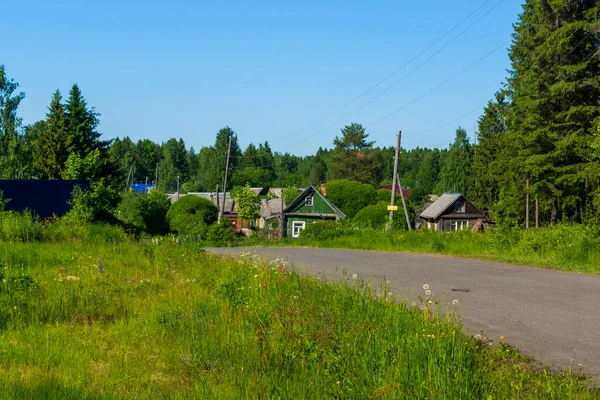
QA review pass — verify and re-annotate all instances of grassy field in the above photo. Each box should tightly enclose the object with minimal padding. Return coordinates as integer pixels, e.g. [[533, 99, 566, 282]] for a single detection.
[[0, 225, 597, 399], [257, 222, 600, 274]]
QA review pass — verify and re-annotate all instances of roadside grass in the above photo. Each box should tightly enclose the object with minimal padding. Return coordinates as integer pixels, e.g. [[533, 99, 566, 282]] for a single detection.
[[0, 230, 597, 398], [257, 223, 600, 274]]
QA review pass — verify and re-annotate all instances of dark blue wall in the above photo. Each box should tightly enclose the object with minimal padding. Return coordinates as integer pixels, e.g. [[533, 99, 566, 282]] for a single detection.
[[0, 180, 90, 219]]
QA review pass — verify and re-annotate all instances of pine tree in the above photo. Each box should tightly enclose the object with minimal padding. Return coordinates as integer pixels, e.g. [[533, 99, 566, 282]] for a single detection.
[[158, 138, 188, 192], [32, 90, 69, 179], [65, 84, 107, 157], [436, 127, 473, 195], [330, 123, 378, 184], [0, 65, 28, 179]]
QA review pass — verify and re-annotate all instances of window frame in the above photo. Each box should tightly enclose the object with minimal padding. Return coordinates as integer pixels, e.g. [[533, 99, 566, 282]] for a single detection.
[[305, 196, 314, 207], [292, 221, 306, 238]]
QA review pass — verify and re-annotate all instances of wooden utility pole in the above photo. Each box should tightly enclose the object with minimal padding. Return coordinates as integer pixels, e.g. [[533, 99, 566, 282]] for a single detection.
[[396, 174, 412, 230], [388, 131, 401, 226], [525, 174, 530, 229], [279, 185, 285, 239], [219, 135, 232, 222], [216, 184, 220, 211], [124, 162, 134, 193]]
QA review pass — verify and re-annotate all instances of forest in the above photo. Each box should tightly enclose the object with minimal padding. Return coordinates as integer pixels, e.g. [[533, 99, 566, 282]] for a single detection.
[[0, 0, 598, 227]]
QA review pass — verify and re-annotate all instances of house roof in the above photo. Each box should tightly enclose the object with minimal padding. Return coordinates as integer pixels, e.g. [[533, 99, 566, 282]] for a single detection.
[[260, 198, 285, 218], [283, 184, 346, 219], [419, 193, 462, 219], [379, 185, 412, 198]]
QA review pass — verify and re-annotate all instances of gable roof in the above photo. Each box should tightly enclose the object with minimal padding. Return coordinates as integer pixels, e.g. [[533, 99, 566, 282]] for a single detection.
[[419, 193, 463, 219], [283, 185, 346, 219]]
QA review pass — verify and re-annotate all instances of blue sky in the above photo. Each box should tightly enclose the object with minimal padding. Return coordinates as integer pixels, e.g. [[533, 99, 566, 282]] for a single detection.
[[2, 0, 523, 156]]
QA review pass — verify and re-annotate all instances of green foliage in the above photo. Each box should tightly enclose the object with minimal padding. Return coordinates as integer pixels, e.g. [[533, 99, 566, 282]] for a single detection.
[[63, 186, 94, 225], [375, 189, 392, 202], [0, 189, 9, 211], [166, 194, 218, 235], [353, 201, 389, 228], [326, 179, 376, 218], [436, 127, 473, 195], [330, 123, 380, 184], [0, 65, 28, 179], [0, 211, 43, 242], [158, 138, 188, 193], [282, 187, 302, 206], [117, 190, 170, 234], [63, 148, 102, 180], [231, 184, 259, 222]]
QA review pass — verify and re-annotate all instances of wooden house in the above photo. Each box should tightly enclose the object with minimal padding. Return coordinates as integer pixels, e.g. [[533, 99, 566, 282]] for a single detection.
[[283, 185, 345, 238], [419, 193, 488, 232]]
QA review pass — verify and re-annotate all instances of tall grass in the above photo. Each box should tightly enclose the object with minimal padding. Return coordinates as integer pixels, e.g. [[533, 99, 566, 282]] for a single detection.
[[268, 222, 600, 274], [0, 233, 596, 398]]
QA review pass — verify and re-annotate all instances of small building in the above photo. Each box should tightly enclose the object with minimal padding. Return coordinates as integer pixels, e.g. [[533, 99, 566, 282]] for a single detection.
[[283, 185, 345, 238], [379, 185, 412, 199], [419, 193, 488, 232]]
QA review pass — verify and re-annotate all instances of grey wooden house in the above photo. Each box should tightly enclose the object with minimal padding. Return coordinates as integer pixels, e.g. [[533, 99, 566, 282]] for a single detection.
[[419, 193, 488, 232]]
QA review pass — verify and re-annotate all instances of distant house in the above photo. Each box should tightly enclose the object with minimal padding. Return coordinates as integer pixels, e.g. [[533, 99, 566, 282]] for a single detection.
[[379, 185, 412, 199], [256, 198, 285, 229], [283, 185, 345, 238], [419, 193, 488, 232]]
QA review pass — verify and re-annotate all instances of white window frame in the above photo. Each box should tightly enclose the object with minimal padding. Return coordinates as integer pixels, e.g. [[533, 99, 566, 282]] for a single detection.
[[292, 221, 306, 238], [305, 196, 313, 207], [450, 220, 469, 231]]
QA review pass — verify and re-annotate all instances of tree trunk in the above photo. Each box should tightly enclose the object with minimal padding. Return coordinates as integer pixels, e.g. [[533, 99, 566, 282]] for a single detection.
[[525, 175, 530, 229], [535, 198, 539, 228]]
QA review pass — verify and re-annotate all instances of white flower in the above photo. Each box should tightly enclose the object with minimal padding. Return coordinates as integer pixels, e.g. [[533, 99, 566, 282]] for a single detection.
[[452, 299, 459, 305], [293, 295, 298, 300], [474, 334, 482, 340], [425, 290, 432, 296], [253, 274, 259, 278], [423, 284, 429, 290], [387, 292, 393, 297], [352, 274, 358, 280], [13, 306, 17, 310], [66, 276, 80, 281]]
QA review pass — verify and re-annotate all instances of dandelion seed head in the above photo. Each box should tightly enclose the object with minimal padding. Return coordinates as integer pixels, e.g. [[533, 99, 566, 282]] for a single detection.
[[452, 299, 459, 305], [474, 334, 482, 340], [423, 284, 429, 290], [352, 274, 358, 280], [425, 290, 432, 296]]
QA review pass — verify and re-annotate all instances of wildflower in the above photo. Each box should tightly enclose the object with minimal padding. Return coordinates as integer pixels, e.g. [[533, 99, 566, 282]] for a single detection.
[[352, 274, 358, 280], [500, 335, 504, 340], [66, 276, 80, 281], [423, 284, 429, 290], [253, 274, 259, 278], [13, 306, 17, 310], [474, 334, 482, 340], [427, 300, 432, 304], [411, 302, 417, 307], [293, 295, 299, 300], [425, 290, 432, 296], [452, 299, 459, 305], [387, 292, 393, 297]]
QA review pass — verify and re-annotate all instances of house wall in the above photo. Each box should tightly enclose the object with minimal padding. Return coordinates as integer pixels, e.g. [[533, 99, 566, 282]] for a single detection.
[[286, 215, 336, 238], [289, 192, 335, 215]]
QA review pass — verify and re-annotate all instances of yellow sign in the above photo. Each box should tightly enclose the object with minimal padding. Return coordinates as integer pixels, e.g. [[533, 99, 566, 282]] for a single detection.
[[387, 205, 398, 211]]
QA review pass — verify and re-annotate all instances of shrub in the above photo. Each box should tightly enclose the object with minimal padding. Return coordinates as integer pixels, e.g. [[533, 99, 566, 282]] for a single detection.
[[0, 211, 43, 242], [353, 201, 389, 228], [205, 221, 236, 243], [167, 195, 218, 235], [299, 220, 353, 240], [116, 190, 171, 235], [326, 180, 376, 218]]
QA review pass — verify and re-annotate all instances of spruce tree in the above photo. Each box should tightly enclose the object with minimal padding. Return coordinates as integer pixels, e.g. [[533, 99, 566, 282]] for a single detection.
[[509, 0, 600, 223], [32, 90, 69, 179]]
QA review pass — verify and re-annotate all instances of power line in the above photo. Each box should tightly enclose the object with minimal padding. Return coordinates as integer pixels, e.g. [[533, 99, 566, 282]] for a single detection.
[[270, 0, 499, 142]]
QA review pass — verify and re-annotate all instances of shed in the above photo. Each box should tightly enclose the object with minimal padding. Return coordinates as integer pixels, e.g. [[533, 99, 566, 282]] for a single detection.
[[283, 185, 345, 238], [419, 193, 488, 232]]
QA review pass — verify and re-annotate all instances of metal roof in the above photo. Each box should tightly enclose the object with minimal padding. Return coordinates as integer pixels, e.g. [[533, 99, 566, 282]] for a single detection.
[[419, 193, 462, 220]]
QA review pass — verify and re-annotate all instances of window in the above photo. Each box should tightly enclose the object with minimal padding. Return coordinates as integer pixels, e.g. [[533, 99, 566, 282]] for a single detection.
[[454, 201, 466, 213], [305, 196, 313, 207], [450, 220, 469, 231], [292, 221, 306, 238]]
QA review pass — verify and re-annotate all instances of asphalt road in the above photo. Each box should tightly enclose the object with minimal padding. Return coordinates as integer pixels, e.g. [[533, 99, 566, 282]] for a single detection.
[[208, 246, 600, 379]]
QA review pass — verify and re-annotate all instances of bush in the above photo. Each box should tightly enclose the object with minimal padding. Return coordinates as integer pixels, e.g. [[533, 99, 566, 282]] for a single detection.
[[326, 180, 376, 218], [353, 201, 389, 228], [166, 195, 218, 235], [299, 220, 354, 240], [116, 190, 171, 235]]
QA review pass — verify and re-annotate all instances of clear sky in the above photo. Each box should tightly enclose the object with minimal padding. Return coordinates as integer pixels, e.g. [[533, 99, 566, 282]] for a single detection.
[[2, 0, 523, 156]]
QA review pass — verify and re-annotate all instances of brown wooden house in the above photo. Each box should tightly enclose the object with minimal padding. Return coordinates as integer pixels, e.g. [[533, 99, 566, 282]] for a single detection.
[[419, 193, 488, 232]]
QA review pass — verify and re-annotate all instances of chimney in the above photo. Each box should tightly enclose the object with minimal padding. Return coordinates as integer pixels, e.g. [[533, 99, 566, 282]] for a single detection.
[[320, 182, 326, 197]]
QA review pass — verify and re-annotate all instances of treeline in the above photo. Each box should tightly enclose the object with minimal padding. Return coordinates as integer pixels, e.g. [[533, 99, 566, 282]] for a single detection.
[[0, 0, 598, 227]]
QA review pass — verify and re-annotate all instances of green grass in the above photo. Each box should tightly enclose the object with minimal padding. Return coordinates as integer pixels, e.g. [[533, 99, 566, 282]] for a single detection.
[[257, 222, 600, 274], [0, 227, 597, 398]]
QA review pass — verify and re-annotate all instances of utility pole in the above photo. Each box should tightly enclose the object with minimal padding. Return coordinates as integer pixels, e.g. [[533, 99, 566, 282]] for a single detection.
[[525, 174, 530, 229], [220, 135, 233, 222], [388, 131, 401, 226], [155, 162, 159, 189], [279, 185, 285, 239], [396, 174, 412, 230], [177, 175, 180, 200], [216, 184, 220, 211], [124, 162, 134, 193]]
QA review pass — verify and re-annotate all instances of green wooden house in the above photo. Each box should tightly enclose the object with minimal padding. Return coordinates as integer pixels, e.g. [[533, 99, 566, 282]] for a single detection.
[[283, 185, 346, 238]]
